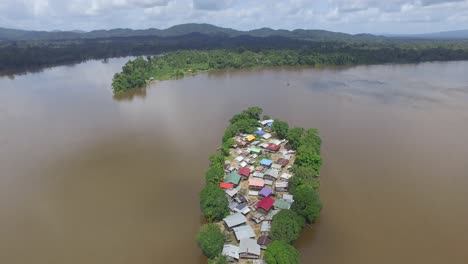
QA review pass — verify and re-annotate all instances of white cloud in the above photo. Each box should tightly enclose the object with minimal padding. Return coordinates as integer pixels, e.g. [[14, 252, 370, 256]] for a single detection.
[[0, 0, 467, 34]]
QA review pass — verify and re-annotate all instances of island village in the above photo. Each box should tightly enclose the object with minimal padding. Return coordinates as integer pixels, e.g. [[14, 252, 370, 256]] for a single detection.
[[216, 119, 297, 263]]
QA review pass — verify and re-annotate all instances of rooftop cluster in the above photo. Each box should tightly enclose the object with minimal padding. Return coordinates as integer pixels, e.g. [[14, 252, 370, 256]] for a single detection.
[[197, 107, 323, 264]]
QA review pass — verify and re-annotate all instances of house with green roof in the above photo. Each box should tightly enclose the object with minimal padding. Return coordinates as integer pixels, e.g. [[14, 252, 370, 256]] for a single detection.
[[225, 171, 242, 186]]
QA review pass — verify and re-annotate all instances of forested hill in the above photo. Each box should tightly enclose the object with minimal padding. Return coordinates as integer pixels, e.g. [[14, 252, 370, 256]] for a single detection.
[[0, 23, 383, 42]]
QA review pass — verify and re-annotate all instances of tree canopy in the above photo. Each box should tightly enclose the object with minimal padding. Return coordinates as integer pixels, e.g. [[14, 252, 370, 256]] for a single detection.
[[264, 240, 300, 264], [272, 119, 289, 139], [289, 166, 320, 194], [270, 209, 305, 244], [291, 184, 322, 224], [286, 127, 305, 150], [196, 224, 225, 259], [200, 184, 229, 222]]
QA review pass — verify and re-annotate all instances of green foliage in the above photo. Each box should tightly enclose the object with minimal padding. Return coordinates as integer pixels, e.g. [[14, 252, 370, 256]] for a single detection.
[[209, 153, 225, 167], [263, 115, 271, 120], [264, 240, 300, 264], [196, 224, 225, 259], [205, 164, 225, 185], [200, 185, 229, 222], [291, 185, 322, 224], [221, 138, 235, 156], [272, 119, 289, 139], [270, 210, 305, 244], [208, 255, 228, 264], [300, 128, 321, 154], [295, 145, 323, 173], [289, 166, 320, 194], [287, 127, 305, 150]]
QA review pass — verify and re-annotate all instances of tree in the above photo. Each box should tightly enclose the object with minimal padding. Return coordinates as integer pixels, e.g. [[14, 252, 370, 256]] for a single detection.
[[264, 240, 300, 264], [221, 138, 235, 156], [200, 185, 229, 222], [244, 106, 263, 120], [287, 127, 305, 150], [209, 153, 225, 167], [205, 164, 225, 185], [300, 128, 321, 154], [272, 119, 289, 139], [270, 210, 304, 244], [263, 115, 271, 120], [291, 185, 322, 224], [289, 166, 320, 194], [295, 145, 323, 173], [196, 224, 225, 259], [208, 255, 228, 264]]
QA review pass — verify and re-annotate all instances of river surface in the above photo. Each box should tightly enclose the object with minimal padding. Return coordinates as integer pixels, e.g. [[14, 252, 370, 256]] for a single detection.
[[1, 59, 468, 264]]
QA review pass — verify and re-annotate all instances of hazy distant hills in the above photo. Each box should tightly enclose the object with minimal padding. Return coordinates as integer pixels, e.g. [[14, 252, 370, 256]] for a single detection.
[[0, 23, 385, 42], [401, 30, 468, 39]]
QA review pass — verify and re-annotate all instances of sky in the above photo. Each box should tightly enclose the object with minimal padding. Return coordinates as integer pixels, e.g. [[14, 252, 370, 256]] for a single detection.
[[0, 0, 468, 34]]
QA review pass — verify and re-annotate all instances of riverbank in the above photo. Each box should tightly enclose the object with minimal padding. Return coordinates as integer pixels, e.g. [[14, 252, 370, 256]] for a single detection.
[[197, 107, 323, 263], [111, 46, 468, 94]]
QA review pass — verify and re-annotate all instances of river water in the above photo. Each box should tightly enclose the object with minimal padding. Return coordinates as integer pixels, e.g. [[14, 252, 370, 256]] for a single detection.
[[1, 59, 468, 264]]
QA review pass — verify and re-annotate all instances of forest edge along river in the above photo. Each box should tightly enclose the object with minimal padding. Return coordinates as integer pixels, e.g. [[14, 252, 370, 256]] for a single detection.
[[1, 58, 468, 263]]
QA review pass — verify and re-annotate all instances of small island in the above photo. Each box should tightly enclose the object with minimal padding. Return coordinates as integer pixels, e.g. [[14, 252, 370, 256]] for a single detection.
[[197, 107, 323, 264]]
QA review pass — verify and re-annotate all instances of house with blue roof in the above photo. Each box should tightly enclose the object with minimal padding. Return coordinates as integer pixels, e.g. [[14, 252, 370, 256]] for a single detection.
[[259, 159, 273, 167]]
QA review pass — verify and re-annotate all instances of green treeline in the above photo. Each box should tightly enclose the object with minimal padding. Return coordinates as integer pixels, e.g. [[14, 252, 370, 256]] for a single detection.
[[112, 45, 468, 93], [197, 107, 324, 263]]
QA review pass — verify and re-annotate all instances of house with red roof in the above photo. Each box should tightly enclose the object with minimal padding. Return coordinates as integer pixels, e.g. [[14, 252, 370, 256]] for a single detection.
[[266, 144, 280, 152], [238, 167, 251, 178], [220, 182, 234, 189], [256, 197, 275, 213]]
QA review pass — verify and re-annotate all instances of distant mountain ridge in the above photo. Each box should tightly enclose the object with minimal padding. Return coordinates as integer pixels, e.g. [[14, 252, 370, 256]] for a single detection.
[[0, 23, 383, 41], [403, 30, 468, 39]]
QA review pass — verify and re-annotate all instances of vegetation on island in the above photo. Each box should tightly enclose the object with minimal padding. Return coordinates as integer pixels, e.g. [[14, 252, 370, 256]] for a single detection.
[[111, 42, 468, 93], [197, 106, 323, 263], [264, 240, 300, 264], [200, 184, 229, 222], [196, 224, 225, 259], [269, 210, 305, 244], [2, 23, 468, 76]]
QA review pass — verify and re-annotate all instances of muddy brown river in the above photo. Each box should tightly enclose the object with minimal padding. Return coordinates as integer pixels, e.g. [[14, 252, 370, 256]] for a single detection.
[[1, 59, 468, 264]]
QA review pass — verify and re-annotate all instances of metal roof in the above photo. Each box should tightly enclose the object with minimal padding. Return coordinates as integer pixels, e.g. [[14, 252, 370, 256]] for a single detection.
[[223, 213, 247, 228], [239, 238, 261, 256], [222, 244, 239, 260], [233, 225, 255, 241]]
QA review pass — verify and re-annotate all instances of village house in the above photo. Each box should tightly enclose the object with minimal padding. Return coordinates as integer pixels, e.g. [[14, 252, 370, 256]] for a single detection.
[[260, 220, 271, 235], [239, 238, 261, 259], [225, 171, 241, 186], [251, 213, 266, 224], [234, 156, 244, 163], [271, 163, 282, 170], [222, 244, 239, 262], [252, 171, 264, 178], [269, 139, 282, 146], [223, 213, 247, 230], [277, 158, 290, 167], [264, 168, 279, 181], [234, 203, 251, 215], [275, 181, 288, 192], [225, 187, 239, 198], [233, 225, 256, 241], [248, 178, 265, 190], [266, 209, 280, 221], [258, 187, 273, 198], [266, 143, 280, 152], [259, 142, 269, 149], [261, 133, 272, 140], [238, 167, 251, 178], [245, 135, 256, 142], [274, 199, 291, 210], [220, 182, 234, 189], [257, 235, 272, 250], [240, 161, 248, 168], [255, 130, 265, 136], [264, 179, 273, 186], [259, 158, 273, 167], [280, 172, 292, 180], [256, 197, 275, 213]]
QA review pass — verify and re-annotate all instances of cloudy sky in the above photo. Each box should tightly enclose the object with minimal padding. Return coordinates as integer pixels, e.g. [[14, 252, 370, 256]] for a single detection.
[[1, 0, 468, 34]]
